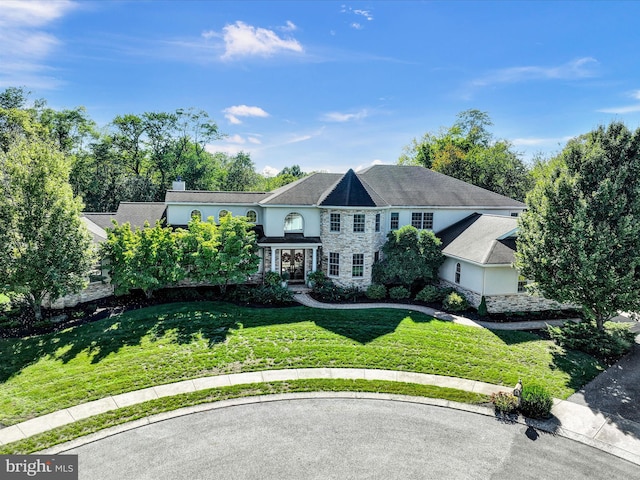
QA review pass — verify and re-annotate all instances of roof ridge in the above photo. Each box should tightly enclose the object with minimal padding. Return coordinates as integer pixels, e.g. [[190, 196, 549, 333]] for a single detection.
[[481, 240, 499, 265], [260, 173, 319, 204], [358, 175, 388, 206], [319, 169, 377, 207]]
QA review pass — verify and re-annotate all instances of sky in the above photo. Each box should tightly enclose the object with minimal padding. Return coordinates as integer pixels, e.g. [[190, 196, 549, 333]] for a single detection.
[[2, 0, 640, 176]]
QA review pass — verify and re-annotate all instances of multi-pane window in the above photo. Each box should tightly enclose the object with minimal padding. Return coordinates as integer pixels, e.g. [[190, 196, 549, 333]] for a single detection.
[[390, 212, 399, 230], [352, 254, 364, 277], [518, 275, 527, 293], [329, 253, 340, 276], [375, 213, 381, 232], [455, 263, 461, 284], [330, 213, 341, 232], [353, 214, 365, 232], [411, 212, 434, 229], [284, 213, 303, 232], [374, 251, 380, 263]]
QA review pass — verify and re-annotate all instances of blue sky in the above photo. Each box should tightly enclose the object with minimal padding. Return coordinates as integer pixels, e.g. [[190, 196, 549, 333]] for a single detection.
[[2, 1, 640, 175]]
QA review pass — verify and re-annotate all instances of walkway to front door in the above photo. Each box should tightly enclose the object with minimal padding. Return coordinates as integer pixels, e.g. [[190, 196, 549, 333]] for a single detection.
[[281, 249, 305, 283]]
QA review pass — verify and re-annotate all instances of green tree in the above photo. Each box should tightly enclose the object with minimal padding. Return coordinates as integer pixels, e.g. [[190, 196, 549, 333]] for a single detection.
[[212, 214, 260, 293], [398, 110, 532, 201], [372, 225, 444, 289], [0, 137, 95, 321], [103, 221, 184, 298], [515, 122, 640, 330], [179, 216, 221, 283], [219, 151, 259, 191]]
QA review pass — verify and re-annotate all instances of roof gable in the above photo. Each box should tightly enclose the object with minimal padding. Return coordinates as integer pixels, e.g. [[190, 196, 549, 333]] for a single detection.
[[319, 169, 383, 207], [438, 213, 519, 265]]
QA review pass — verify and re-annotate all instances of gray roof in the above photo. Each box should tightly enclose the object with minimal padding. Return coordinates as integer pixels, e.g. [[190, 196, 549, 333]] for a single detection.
[[82, 202, 167, 239], [358, 165, 525, 208], [438, 213, 518, 265], [165, 190, 269, 204], [160, 165, 526, 209], [260, 173, 342, 205]]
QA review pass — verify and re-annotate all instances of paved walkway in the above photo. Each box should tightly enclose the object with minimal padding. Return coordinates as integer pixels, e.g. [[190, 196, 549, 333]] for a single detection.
[[293, 293, 573, 330], [1, 368, 639, 465]]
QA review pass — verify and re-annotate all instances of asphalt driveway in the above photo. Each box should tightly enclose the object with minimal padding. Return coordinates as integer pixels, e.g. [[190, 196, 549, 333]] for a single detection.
[[66, 398, 640, 480]]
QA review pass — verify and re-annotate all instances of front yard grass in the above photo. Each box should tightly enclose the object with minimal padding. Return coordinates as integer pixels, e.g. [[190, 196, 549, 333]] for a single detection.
[[0, 302, 604, 427]]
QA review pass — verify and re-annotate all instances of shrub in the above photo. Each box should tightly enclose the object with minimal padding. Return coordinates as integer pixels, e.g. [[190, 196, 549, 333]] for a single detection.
[[233, 284, 294, 305], [366, 284, 387, 300], [389, 286, 410, 300], [307, 270, 327, 286], [548, 320, 636, 364], [490, 392, 519, 415], [519, 385, 553, 419], [264, 271, 281, 287], [312, 280, 361, 302], [443, 292, 468, 312], [415, 285, 446, 303], [477, 296, 488, 317]]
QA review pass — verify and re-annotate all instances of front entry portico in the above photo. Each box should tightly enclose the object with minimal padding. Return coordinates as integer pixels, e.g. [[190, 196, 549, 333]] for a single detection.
[[281, 249, 305, 283]]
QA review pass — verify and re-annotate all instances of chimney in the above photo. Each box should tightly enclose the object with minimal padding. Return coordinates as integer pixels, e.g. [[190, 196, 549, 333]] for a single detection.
[[172, 176, 186, 191]]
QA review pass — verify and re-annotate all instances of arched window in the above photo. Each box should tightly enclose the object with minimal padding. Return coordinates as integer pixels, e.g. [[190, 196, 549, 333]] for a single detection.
[[455, 263, 461, 284], [190, 210, 202, 221], [284, 213, 303, 233], [218, 209, 230, 220], [246, 210, 257, 223]]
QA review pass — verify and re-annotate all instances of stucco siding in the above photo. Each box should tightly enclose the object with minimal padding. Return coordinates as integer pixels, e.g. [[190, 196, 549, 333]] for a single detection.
[[262, 207, 321, 237], [483, 267, 520, 295], [440, 257, 484, 294], [167, 204, 263, 226]]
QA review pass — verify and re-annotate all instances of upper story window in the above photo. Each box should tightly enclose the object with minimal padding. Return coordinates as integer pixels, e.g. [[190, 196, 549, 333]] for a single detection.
[[352, 254, 364, 277], [455, 263, 461, 284], [390, 212, 399, 230], [284, 212, 304, 233], [246, 210, 257, 223], [219, 209, 230, 219], [411, 212, 433, 230], [190, 210, 202, 221], [353, 214, 365, 232], [375, 213, 381, 232], [510, 212, 519, 217], [330, 213, 341, 232]]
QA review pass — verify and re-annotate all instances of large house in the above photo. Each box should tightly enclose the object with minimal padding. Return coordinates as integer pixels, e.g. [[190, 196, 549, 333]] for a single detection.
[[75, 165, 567, 313]]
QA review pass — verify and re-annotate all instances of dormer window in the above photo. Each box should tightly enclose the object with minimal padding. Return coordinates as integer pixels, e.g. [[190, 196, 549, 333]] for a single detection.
[[284, 213, 304, 233]]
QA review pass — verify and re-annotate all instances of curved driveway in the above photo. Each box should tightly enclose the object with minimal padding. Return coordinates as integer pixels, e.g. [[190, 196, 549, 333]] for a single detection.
[[66, 398, 640, 480]]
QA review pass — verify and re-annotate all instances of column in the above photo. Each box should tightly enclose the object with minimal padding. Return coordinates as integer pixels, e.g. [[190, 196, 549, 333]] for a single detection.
[[271, 247, 276, 272], [312, 247, 317, 272]]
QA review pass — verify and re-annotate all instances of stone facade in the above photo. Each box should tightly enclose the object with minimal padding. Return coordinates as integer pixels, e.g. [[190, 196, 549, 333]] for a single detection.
[[319, 208, 386, 288], [441, 279, 575, 313], [45, 281, 114, 309]]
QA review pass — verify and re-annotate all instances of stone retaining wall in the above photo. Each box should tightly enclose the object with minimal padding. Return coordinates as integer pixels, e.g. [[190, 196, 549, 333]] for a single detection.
[[440, 280, 575, 313]]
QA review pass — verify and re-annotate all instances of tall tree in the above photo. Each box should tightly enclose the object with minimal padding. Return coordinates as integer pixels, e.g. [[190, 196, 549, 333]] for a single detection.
[[0, 136, 95, 321], [516, 122, 640, 330], [219, 151, 259, 191], [398, 110, 532, 201]]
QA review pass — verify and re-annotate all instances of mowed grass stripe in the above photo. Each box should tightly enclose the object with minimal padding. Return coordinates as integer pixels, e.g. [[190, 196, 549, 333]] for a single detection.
[[0, 302, 603, 426]]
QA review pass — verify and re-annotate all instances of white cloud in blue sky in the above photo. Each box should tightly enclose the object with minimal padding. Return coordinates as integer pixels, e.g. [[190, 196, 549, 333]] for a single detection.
[[3, 1, 640, 174], [205, 21, 303, 60]]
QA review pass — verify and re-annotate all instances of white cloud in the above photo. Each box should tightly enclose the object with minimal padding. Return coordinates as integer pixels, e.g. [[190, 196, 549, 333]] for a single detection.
[[472, 57, 599, 88], [262, 165, 279, 177], [279, 20, 297, 32], [0, 0, 77, 89], [354, 9, 373, 21], [226, 134, 246, 144], [351, 22, 363, 30], [223, 105, 270, 124], [355, 159, 387, 172], [207, 21, 303, 60], [321, 109, 369, 122], [598, 89, 640, 114], [248, 136, 262, 144]]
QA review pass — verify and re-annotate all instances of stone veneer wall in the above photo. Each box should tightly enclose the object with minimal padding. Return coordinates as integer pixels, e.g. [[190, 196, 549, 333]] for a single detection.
[[440, 279, 575, 313], [320, 209, 386, 288], [45, 281, 115, 309]]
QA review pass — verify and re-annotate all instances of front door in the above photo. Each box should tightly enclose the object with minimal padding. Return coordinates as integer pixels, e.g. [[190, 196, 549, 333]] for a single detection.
[[281, 249, 305, 283]]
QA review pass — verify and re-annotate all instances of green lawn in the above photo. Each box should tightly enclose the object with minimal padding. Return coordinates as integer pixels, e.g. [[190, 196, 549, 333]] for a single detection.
[[0, 302, 603, 427]]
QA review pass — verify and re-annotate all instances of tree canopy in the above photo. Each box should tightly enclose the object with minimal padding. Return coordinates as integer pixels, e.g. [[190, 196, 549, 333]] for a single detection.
[[0, 135, 95, 321], [372, 225, 444, 289], [515, 122, 640, 330], [398, 110, 532, 201]]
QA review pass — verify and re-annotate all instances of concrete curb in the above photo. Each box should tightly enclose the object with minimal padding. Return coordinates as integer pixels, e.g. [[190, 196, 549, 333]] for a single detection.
[[292, 293, 574, 330], [1, 368, 639, 465]]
